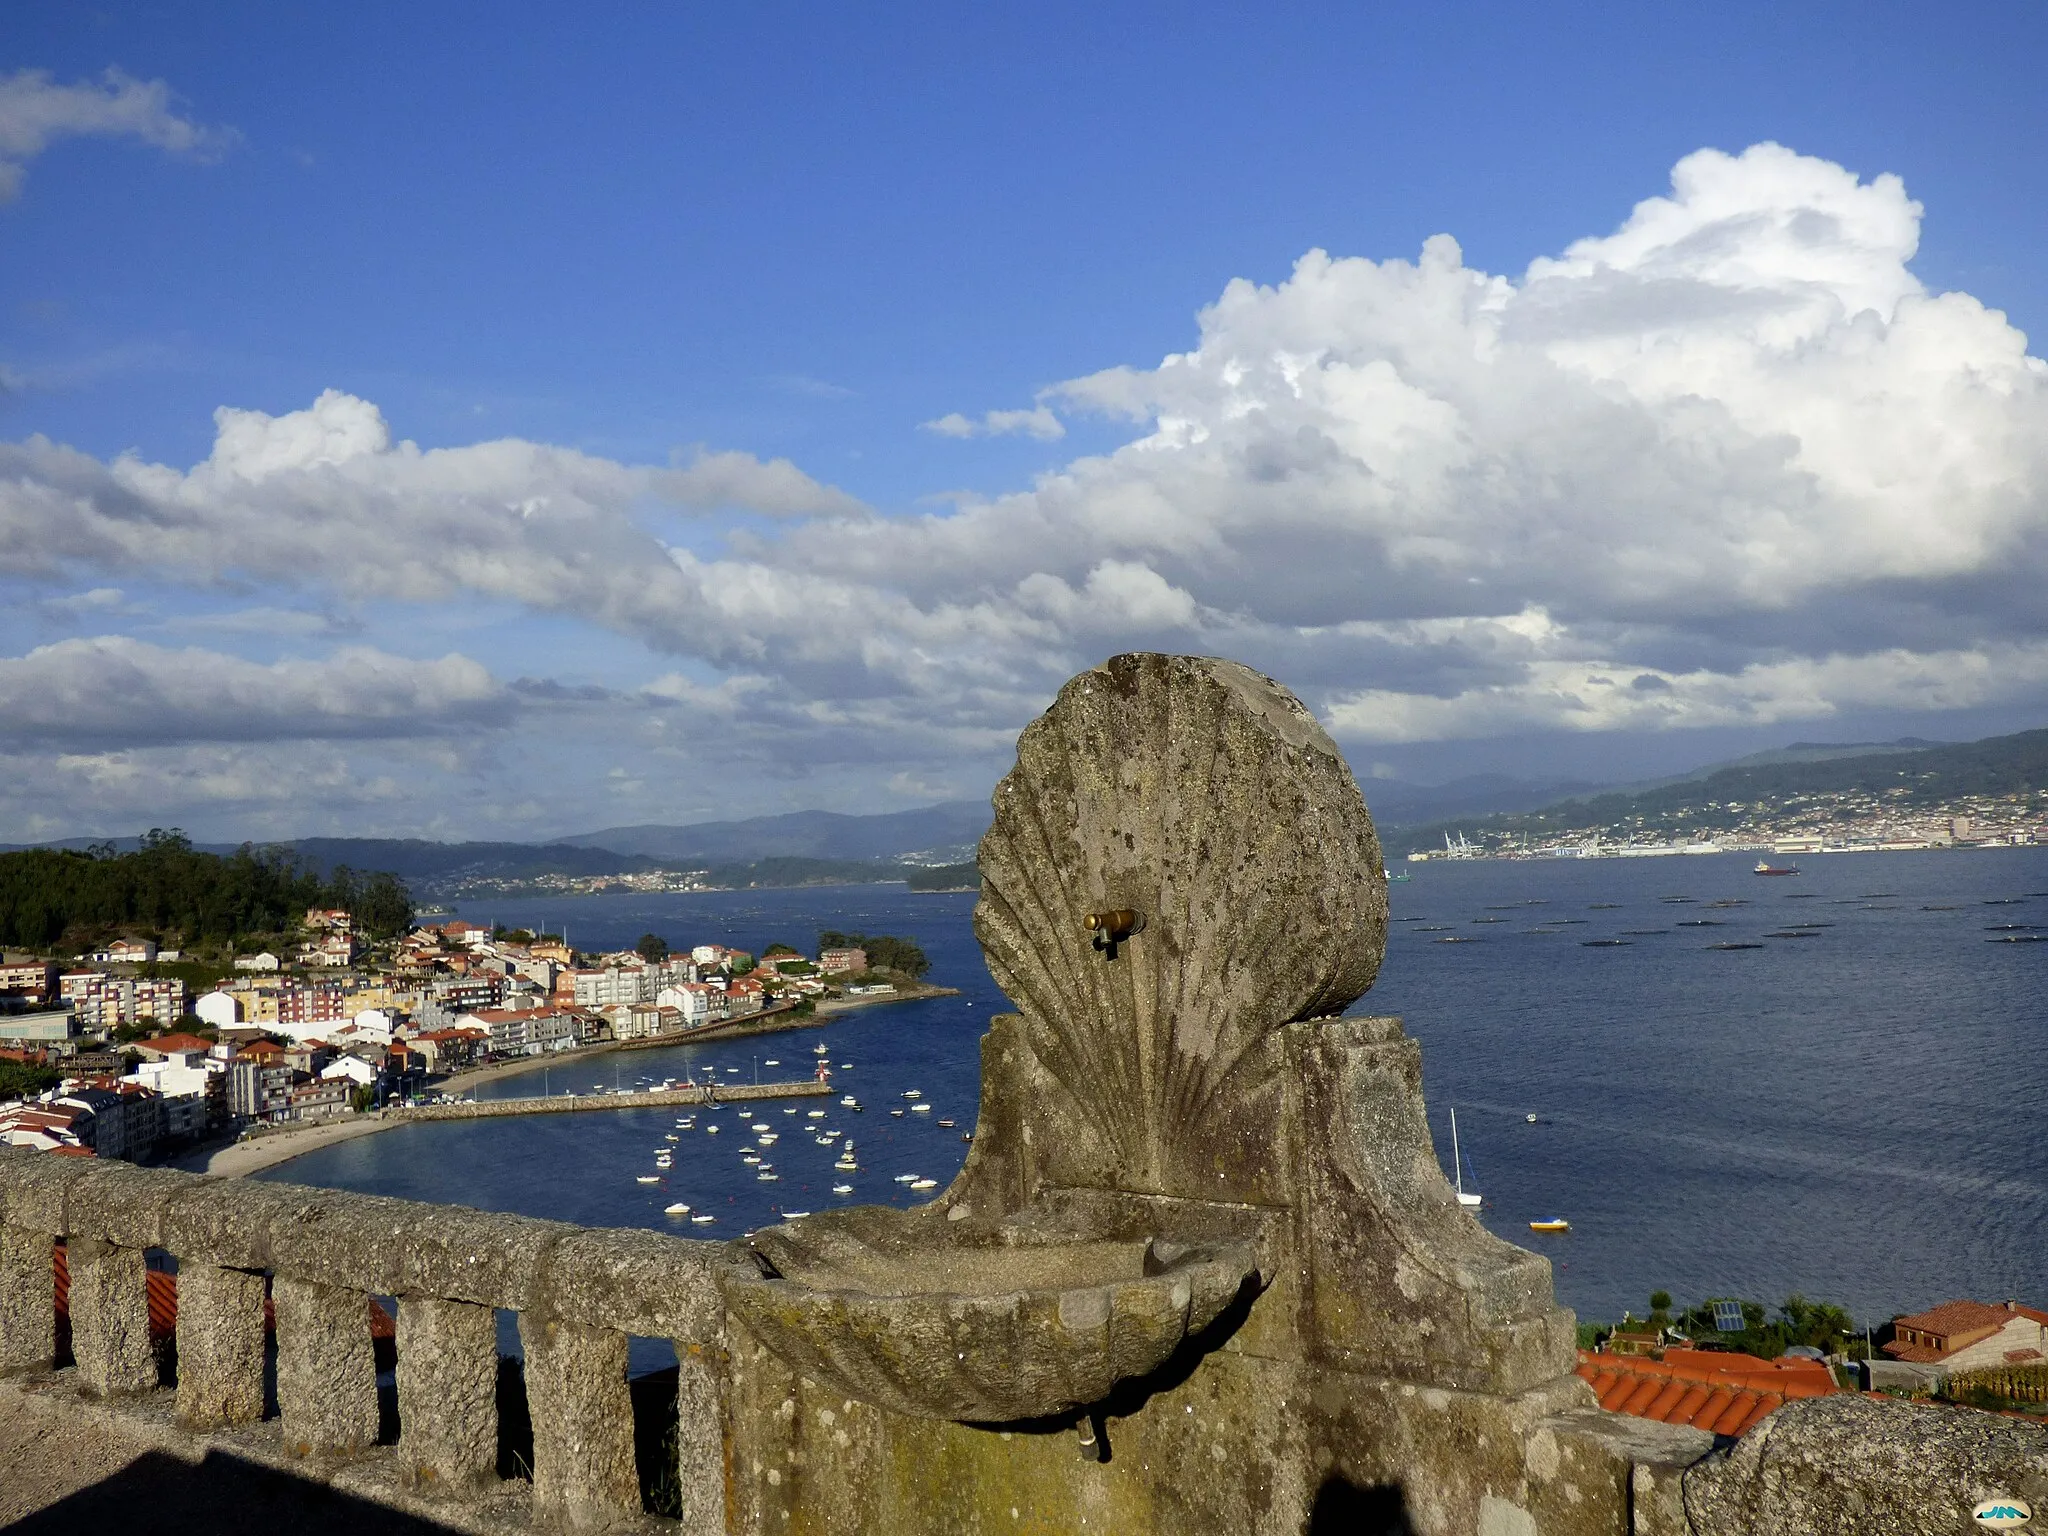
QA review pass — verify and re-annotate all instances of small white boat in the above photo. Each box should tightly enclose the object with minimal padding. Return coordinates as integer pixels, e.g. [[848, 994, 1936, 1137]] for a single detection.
[[705, 1125, 720, 1134], [813, 1044, 829, 1054], [832, 1184, 854, 1195], [816, 1136, 834, 1145], [743, 1155, 761, 1165], [807, 1109, 825, 1119], [1450, 1108, 1482, 1209], [758, 1172, 780, 1182], [664, 1202, 691, 1215], [911, 1103, 932, 1114], [665, 1133, 679, 1142], [691, 1214, 715, 1225], [909, 1178, 938, 1191], [893, 1173, 919, 1183], [636, 1175, 660, 1184], [765, 1059, 780, 1066], [751, 1123, 770, 1132], [841, 1096, 859, 1107], [782, 1210, 809, 1219], [904, 1090, 922, 1100], [890, 1109, 905, 1118], [1525, 1113, 1538, 1124]]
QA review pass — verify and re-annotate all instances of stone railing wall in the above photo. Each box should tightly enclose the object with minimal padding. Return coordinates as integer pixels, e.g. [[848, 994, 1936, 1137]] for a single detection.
[[0, 1144, 724, 1531]]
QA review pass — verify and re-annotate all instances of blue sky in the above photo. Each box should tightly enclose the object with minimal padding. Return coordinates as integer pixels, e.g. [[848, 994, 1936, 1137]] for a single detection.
[[4, 4, 2046, 840]]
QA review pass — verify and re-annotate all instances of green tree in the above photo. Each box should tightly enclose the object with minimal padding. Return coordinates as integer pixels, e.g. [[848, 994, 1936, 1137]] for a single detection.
[[819, 930, 929, 979], [0, 837, 411, 950], [636, 933, 671, 963], [0, 1060, 59, 1100]]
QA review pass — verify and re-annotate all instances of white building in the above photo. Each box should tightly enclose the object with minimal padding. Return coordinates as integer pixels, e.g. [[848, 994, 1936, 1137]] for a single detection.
[[349, 1007, 396, 1043], [195, 990, 243, 1030], [234, 951, 282, 972], [572, 966, 653, 1009], [320, 1055, 379, 1086], [656, 982, 724, 1027]]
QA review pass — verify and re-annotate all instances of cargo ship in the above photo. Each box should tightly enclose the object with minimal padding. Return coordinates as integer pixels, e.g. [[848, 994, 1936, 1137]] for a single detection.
[[1754, 861, 1801, 876]]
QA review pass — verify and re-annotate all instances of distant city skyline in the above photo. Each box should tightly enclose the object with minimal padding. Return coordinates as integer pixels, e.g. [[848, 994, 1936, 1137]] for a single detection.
[[4, 4, 2047, 841]]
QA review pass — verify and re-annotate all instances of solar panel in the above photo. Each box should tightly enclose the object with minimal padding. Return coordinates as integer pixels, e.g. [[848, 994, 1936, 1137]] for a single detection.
[[1712, 1300, 1746, 1332]]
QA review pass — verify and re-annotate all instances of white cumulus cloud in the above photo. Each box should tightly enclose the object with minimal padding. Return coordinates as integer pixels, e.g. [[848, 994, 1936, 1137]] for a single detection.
[[10, 142, 2048, 805], [921, 405, 1066, 441]]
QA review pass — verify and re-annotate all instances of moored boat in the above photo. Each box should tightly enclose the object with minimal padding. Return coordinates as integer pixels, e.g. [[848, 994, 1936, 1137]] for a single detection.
[[1450, 1108, 1483, 1208], [1754, 861, 1801, 876], [1528, 1218, 1570, 1233]]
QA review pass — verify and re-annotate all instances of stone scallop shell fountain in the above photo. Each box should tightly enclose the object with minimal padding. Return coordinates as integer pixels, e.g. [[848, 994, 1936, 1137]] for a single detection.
[[716, 654, 1388, 1423]]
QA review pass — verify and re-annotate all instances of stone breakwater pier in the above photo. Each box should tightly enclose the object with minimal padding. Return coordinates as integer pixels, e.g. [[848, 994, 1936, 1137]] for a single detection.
[[383, 1079, 834, 1123], [3, 653, 2046, 1534]]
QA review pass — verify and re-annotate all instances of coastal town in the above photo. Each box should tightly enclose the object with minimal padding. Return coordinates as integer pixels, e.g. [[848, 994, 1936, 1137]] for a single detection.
[[1408, 788, 2048, 861], [0, 907, 925, 1161]]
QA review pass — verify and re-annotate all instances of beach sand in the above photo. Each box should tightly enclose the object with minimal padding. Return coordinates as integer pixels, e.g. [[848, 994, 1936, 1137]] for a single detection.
[[171, 1115, 395, 1178]]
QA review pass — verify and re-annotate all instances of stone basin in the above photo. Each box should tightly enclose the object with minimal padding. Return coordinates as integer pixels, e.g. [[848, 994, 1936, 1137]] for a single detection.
[[715, 1203, 1261, 1423]]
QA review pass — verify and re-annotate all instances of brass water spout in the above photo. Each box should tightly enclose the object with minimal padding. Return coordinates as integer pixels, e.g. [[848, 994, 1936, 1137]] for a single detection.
[[1084, 909, 1144, 959]]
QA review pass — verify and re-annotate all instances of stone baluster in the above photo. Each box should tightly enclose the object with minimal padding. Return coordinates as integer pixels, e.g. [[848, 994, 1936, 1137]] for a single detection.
[[396, 1296, 499, 1491], [67, 1236, 157, 1397], [273, 1276, 380, 1457], [520, 1314, 641, 1527], [673, 1338, 728, 1533], [0, 1224, 56, 1374], [174, 1262, 268, 1428]]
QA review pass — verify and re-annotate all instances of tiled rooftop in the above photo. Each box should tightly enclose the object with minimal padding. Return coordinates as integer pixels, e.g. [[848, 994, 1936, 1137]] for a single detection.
[[1576, 1347, 1837, 1438]]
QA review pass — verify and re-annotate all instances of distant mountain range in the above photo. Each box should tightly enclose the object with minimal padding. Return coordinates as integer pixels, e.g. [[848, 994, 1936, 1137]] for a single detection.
[[5, 729, 2024, 891]]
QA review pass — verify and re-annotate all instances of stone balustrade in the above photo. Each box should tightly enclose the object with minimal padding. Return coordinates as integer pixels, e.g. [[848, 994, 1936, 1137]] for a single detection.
[[0, 1144, 724, 1530]]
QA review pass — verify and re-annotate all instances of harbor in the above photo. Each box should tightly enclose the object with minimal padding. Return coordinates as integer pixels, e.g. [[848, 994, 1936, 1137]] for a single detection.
[[383, 1076, 833, 1121]]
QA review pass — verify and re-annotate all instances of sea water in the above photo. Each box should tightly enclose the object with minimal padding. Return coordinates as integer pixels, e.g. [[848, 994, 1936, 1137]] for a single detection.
[[261, 849, 2048, 1331]]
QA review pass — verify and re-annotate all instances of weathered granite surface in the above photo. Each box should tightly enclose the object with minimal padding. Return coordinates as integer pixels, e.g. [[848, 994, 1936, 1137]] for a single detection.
[[174, 1260, 267, 1428], [68, 1236, 158, 1397], [1685, 1393, 2048, 1535], [397, 1296, 499, 1491], [273, 1276, 380, 1458]]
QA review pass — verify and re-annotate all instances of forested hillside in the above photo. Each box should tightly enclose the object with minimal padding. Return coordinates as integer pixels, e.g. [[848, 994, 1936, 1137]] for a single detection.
[[0, 829, 411, 951]]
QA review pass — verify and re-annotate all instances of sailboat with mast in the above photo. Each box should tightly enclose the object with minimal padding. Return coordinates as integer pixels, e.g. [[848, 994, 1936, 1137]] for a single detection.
[[1450, 1108, 1483, 1208]]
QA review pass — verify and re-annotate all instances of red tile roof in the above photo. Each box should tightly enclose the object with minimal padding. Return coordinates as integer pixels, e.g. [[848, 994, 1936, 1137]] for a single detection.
[[1576, 1348, 1836, 1438], [1885, 1298, 2048, 1360], [1897, 1298, 2013, 1337]]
